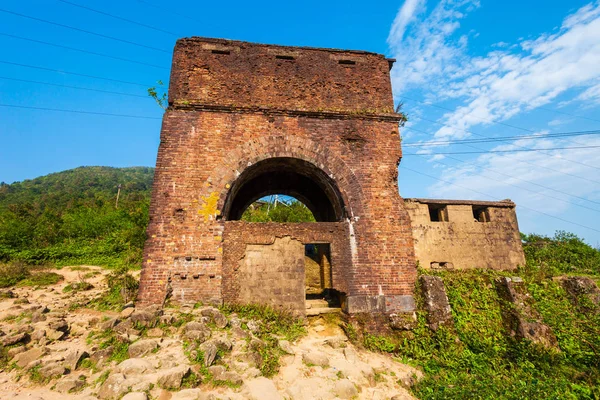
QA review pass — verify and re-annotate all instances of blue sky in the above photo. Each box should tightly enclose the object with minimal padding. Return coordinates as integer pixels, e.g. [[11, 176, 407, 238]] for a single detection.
[[1, 0, 599, 245]]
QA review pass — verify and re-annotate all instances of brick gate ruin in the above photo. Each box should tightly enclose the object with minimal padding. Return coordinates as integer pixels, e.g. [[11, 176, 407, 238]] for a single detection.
[[137, 37, 418, 315]]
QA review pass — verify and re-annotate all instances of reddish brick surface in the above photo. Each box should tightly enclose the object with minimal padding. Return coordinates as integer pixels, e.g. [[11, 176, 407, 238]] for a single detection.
[[137, 37, 417, 313]]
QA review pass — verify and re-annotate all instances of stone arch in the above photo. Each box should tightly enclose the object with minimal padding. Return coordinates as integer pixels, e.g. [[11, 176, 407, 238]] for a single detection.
[[207, 135, 366, 221]]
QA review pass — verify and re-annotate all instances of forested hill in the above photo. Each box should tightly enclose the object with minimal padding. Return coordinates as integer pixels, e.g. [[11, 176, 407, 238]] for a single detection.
[[0, 166, 154, 267], [0, 166, 154, 211]]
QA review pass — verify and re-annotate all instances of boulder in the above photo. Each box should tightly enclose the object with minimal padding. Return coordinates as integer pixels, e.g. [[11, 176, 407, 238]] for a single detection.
[[170, 389, 204, 400], [48, 319, 69, 332], [39, 362, 67, 379], [302, 351, 329, 367], [201, 341, 218, 367], [46, 329, 66, 341], [65, 348, 89, 370], [278, 340, 294, 355], [7, 345, 26, 358], [218, 371, 243, 386], [157, 366, 191, 389], [122, 392, 148, 400], [130, 310, 159, 327], [14, 347, 46, 369], [146, 327, 164, 338], [242, 377, 283, 400], [334, 379, 358, 399], [1, 332, 29, 346], [98, 373, 130, 400], [54, 376, 86, 393], [420, 275, 453, 331], [128, 339, 158, 358], [117, 358, 154, 375], [99, 317, 120, 330], [120, 308, 135, 319], [208, 365, 225, 379], [90, 346, 114, 366], [246, 320, 261, 333], [183, 322, 211, 343]]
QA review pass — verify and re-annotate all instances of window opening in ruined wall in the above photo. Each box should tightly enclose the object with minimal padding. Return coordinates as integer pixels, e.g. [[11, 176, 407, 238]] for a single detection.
[[473, 206, 491, 222], [428, 204, 448, 222]]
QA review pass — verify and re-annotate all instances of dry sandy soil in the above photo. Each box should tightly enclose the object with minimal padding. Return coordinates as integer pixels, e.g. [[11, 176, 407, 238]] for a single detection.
[[0, 266, 420, 400]]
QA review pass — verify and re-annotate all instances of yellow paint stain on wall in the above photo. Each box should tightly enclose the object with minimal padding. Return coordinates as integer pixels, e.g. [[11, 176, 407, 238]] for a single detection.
[[198, 191, 220, 222]]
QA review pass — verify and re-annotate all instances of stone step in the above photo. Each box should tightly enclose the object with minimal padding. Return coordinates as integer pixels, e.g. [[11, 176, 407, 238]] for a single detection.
[[305, 299, 329, 309], [306, 307, 342, 316]]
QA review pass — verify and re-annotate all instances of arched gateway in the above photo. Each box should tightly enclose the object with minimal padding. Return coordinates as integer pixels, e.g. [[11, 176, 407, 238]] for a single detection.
[[137, 37, 418, 315]]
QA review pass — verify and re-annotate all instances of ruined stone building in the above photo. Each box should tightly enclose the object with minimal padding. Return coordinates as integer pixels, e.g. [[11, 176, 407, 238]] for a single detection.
[[137, 37, 525, 316]]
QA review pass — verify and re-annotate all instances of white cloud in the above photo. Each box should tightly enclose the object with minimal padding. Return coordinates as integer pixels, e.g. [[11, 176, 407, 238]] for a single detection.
[[389, 1, 600, 140], [388, 0, 426, 45], [425, 135, 600, 214]]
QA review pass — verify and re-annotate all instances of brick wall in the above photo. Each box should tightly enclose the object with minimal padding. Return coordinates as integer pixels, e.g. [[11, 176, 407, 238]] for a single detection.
[[137, 37, 417, 313]]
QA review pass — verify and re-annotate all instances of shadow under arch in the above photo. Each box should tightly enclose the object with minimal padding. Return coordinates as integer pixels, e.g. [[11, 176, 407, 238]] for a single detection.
[[222, 157, 346, 222]]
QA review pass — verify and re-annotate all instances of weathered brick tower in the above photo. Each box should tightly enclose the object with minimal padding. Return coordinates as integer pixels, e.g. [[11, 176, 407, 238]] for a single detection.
[[137, 37, 417, 315]]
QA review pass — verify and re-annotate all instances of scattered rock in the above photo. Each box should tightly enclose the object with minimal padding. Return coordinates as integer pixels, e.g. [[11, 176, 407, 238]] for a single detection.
[[170, 389, 204, 400], [0, 289, 15, 299], [90, 346, 114, 366], [242, 377, 283, 400], [183, 322, 211, 343], [232, 326, 249, 339], [324, 337, 347, 349], [54, 376, 86, 393], [302, 351, 329, 367], [46, 329, 66, 341], [389, 312, 417, 331], [201, 341, 218, 367], [278, 340, 294, 355], [121, 308, 135, 319], [246, 320, 260, 333], [420, 275, 453, 331], [39, 362, 67, 379], [157, 366, 191, 389], [208, 365, 225, 379], [128, 339, 158, 358], [98, 373, 129, 400], [212, 311, 228, 329], [7, 345, 26, 358], [48, 319, 69, 332], [118, 358, 154, 375], [218, 371, 243, 385], [65, 348, 89, 370], [100, 317, 120, 331], [13, 347, 46, 369], [146, 327, 164, 338], [335, 379, 358, 399], [122, 392, 148, 400], [131, 309, 159, 328], [2, 332, 29, 346]]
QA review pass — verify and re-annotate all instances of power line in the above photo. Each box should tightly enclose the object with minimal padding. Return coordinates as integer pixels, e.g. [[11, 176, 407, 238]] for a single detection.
[[0, 76, 149, 98], [0, 60, 153, 87], [0, 7, 170, 53], [135, 0, 205, 25], [56, 0, 179, 37], [404, 145, 600, 155], [537, 106, 600, 124], [0, 104, 161, 119], [404, 125, 600, 185], [411, 153, 600, 213], [401, 165, 600, 234], [403, 129, 600, 147], [409, 114, 600, 171], [0, 32, 168, 70]]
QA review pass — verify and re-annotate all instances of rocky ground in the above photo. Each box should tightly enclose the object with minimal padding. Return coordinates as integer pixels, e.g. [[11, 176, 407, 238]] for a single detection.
[[0, 266, 420, 400]]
